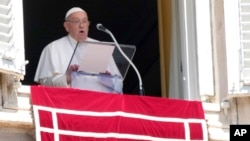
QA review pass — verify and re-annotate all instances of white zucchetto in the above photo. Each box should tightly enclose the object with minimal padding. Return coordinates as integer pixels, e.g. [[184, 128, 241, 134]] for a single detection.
[[65, 7, 85, 20]]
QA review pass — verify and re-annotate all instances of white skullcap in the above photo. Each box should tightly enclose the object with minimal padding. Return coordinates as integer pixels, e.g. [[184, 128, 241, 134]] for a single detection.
[[65, 7, 85, 20]]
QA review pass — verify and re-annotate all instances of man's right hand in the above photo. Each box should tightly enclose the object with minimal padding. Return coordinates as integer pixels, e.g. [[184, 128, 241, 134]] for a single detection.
[[66, 64, 79, 83]]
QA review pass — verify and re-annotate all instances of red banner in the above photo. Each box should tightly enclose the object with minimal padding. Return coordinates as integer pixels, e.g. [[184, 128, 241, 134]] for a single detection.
[[31, 85, 207, 141]]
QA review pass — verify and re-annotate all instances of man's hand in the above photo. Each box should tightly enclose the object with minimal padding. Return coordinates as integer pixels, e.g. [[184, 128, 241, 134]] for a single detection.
[[66, 64, 79, 83]]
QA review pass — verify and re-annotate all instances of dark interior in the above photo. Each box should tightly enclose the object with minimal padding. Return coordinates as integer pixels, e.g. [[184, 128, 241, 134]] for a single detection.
[[22, 0, 161, 97]]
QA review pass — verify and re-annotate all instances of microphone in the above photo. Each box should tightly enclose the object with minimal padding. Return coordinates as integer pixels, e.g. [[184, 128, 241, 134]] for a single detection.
[[96, 23, 144, 96], [96, 23, 107, 32]]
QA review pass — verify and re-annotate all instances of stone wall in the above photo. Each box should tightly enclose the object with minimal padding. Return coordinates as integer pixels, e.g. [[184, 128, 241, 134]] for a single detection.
[[0, 85, 34, 141]]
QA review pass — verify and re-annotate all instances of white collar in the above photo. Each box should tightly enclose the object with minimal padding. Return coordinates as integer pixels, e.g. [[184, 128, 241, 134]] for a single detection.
[[67, 35, 78, 46]]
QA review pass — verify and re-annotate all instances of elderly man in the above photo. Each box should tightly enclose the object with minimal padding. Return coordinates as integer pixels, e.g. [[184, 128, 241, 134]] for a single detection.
[[34, 7, 123, 93]]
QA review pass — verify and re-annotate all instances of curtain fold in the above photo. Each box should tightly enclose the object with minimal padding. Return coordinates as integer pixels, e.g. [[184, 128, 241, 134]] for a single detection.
[[157, 0, 172, 97]]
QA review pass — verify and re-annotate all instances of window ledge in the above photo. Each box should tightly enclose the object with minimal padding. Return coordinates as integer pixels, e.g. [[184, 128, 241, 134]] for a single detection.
[[226, 93, 250, 100]]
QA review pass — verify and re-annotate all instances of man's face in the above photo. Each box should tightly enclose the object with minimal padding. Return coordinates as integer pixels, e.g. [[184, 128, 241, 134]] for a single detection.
[[64, 11, 90, 42]]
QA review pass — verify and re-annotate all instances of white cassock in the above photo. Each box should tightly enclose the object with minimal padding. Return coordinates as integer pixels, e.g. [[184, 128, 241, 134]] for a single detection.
[[34, 35, 123, 93]]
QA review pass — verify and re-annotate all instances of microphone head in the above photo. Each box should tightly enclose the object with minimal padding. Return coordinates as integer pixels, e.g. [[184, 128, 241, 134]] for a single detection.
[[96, 23, 106, 32], [96, 23, 102, 28]]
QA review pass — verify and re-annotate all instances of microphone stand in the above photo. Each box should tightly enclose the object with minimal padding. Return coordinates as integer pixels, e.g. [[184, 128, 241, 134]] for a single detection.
[[66, 41, 79, 73], [97, 24, 144, 96]]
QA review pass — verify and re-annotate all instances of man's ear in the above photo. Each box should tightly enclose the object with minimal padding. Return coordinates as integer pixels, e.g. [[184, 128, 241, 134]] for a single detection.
[[64, 22, 69, 32]]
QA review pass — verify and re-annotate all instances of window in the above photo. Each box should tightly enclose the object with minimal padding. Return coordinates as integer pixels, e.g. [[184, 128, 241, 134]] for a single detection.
[[0, 0, 25, 79], [239, 0, 250, 88]]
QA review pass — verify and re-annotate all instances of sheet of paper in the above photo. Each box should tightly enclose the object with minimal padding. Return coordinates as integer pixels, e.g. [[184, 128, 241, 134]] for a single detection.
[[77, 42, 115, 73]]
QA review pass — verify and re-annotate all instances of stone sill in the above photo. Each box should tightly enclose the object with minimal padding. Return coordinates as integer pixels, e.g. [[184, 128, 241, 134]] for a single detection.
[[226, 93, 250, 100], [17, 85, 31, 94], [0, 109, 34, 129], [202, 102, 221, 112], [208, 127, 229, 141]]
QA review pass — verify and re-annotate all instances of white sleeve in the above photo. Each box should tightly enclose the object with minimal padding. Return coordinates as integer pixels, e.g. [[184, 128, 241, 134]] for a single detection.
[[38, 74, 69, 87]]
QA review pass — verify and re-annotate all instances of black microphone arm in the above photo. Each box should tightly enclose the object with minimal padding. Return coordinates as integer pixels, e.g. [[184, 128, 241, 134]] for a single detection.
[[66, 41, 79, 73], [96, 23, 144, 95]]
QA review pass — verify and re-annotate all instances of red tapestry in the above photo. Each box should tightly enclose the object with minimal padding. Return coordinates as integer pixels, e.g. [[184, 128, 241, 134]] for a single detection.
[[31, 85, 207, 141]]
